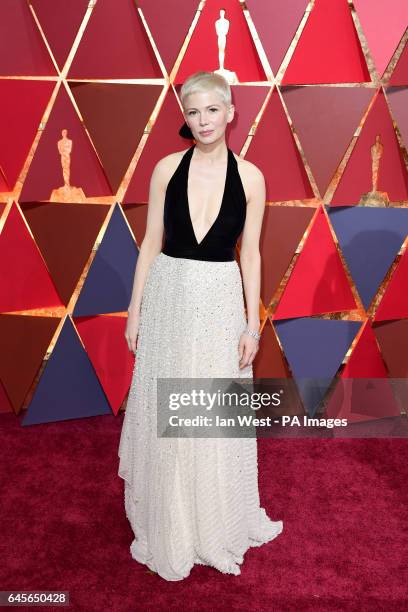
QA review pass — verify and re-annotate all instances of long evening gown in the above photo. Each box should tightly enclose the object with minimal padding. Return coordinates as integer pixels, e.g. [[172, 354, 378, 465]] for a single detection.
[[118, 144, 283, 581]]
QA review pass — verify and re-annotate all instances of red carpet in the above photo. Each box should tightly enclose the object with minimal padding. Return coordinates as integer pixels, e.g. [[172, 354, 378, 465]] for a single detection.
[[1, 412, 406, 611]]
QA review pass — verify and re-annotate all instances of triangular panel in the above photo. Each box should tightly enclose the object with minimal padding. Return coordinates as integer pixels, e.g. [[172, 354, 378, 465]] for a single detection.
[[0, 203, 63, 311], [245, 0, 309, 75], [123, 89, 192, 203], [374, 319, 408, 377], [0, 80, 55, 189], [282, 85, 374, 196], [274, 317, 362, 416], [0, 1, 56, 76], [375, 247, 408, 321], [389, 39, 408, 85], [68, 0, 162, 79], [353, 0, 408, 78], [22, 202, 109, 306], [245, 88, 314, 202], [31, 0, 89, 70], [70, 82, 162, 193], [282, 0, 370, 84], [0, 314, 59, 413], [325, 321, 400, 422], [138, 0, 199, 74], [330, 90, 408, 205], [123, 204, 148, 247], [19, 86, 112, 202], [328, 206, 408, 310], [175, 0, 266, 83], [75, 316, 135, 415], [385, 87, 408, 154], [274, 207, 357, 319], [22, 316, 112, 425], [260, 205, 316, 307], [73, 204, 139, 316]]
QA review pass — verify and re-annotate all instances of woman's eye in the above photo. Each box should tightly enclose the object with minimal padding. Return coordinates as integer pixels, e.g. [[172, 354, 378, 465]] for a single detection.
[[187, 109, 217, 116]]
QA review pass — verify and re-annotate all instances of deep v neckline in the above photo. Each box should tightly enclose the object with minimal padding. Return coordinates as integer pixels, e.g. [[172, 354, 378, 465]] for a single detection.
[[186, 144, 230, 246]]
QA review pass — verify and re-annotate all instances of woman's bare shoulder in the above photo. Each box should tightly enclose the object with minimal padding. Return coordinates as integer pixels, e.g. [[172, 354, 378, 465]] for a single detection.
[[153, 148, 190, 182], [232, 151, 265, 203], [232, 152, 264, 180]]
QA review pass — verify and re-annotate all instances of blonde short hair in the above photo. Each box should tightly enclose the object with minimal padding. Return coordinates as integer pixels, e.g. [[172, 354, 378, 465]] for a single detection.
[[180, 71, 231, 109]]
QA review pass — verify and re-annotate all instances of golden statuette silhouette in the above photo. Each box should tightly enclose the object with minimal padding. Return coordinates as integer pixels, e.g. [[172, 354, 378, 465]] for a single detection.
[[359, 134, 389, 207], [50, 128, 86, 202], [213, 8, 238, 84]]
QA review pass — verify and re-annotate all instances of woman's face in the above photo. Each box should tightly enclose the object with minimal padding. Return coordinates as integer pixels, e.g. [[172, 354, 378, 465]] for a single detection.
[[183, 90, 233, 143]]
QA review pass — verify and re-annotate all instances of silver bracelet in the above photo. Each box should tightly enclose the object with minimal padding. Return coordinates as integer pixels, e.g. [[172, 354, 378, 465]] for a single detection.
[[245, 326, 261, 341]]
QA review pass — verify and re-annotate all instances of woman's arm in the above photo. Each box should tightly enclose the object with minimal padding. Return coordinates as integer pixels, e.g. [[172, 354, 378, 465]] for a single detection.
[[237, 164, 266, 369], [239, 164, 266, 332], [127, 157, 171, 317]]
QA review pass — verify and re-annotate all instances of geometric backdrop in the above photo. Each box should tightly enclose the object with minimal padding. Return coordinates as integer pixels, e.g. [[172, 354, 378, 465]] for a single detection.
[[0, 0, 407, 424]]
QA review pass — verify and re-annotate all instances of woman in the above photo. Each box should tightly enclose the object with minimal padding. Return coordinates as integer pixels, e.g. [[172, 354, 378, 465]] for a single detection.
[[118, 71, 283, 581]]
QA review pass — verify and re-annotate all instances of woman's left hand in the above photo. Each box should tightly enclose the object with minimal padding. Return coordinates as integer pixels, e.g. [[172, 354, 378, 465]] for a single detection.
[[238, 332, 259, 369]]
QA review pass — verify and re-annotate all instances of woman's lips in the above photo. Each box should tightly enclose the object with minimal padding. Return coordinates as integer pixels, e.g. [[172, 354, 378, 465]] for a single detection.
[[200, 130, 213, 135]]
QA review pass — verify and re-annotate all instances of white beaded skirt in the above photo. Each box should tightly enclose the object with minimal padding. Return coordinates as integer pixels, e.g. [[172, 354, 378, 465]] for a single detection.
[[118, 252, 283, 581]]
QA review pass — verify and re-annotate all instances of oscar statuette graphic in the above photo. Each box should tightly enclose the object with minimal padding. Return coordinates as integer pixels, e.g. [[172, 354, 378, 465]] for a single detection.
[[213, 8, 238, 84], [50, 128, 86, 202], [359, 134, 389, 207]]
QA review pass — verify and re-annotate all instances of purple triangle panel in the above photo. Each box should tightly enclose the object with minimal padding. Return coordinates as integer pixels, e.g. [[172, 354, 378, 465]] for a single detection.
[[274, 317, 361, 416], [328, 206, 408, 309], [22, 317, 112, 425], [73, 203, 139, 316]]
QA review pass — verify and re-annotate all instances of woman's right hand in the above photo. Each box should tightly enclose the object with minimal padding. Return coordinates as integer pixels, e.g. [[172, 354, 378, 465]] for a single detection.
[[125, 310, 140, 355]]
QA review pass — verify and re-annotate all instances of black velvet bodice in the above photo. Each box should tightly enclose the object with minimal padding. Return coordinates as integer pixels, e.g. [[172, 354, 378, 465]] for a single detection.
[[161, 144, 247, 262]]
